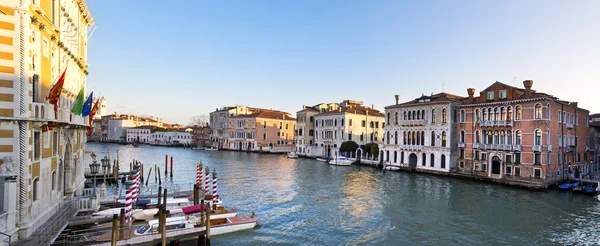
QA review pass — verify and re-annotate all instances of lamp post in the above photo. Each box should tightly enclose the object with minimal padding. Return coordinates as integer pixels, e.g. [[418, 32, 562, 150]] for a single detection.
[[89, 152, 100, 198], [101, 155, 109, 185]]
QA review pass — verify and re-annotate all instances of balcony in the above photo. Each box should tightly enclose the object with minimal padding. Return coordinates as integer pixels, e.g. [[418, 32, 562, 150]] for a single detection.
[[566, 123, 574, 129], [502, 144, 512, 151], [479, 120, 514, 127], [532, 145, 542, 152], [547, 145, 552, 152], [513, 144, 522, 152], [473, 143, 480, 149], [458, 142, 465, 148], [400, 120, 427, 126], [31, 103, 56, 121], [402, 145, 423, 151]]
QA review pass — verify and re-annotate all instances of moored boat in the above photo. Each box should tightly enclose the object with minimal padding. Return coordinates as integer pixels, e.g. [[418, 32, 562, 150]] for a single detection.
[[316, 158, 327, 162], [329, 156, 352, 166], [287, 152, 298, 158], [384, 165, 400, 171]]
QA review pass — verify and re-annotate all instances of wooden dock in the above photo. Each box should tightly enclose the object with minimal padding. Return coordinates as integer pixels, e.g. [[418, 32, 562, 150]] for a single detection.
[[94, 227, 206, 246]]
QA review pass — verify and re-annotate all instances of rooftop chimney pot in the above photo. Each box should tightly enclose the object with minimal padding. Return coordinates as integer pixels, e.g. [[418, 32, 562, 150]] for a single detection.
[[523, 80, 533, 97], [395, 95, 400, 105]]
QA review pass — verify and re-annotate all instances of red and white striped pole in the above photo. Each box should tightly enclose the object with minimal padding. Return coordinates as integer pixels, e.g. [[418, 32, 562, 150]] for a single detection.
[[212, 168, 218, 205], [124, 178, 133, 223], [131, 165, 140, 202], [204, 165, 210, 196]]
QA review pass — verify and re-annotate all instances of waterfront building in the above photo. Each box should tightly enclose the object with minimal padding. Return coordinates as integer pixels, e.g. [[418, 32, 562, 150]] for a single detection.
[[457, 80, 591, 185], [89, 118, 102, 141], [150, 128, 193, 146], [228, 110, 296, 152], [588, 114, 600, 173], [209, 105, 286, 149], [295, 103, 339, 157], [0, 0, 94, 241], [382, 93, 463, 173], [313, 100, 385, 158], [191, 125, 211, 148], [125, 126, 154, 143], [102, 113, 163, 142], [92, 97, 107, 120]]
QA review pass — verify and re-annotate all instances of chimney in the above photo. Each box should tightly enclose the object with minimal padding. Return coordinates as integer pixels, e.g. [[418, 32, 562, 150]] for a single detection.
[[467, 88, 475, 102], [371, 104, 374, 109], [523, 80, 533, 98], [395, 95, 400, 105], [303, 105, 306, 109]]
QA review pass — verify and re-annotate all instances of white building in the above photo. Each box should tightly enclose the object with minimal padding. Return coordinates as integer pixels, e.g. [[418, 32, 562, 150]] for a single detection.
[[103, 113, 163, 142], [382, 93, 463, 173], [126, 126, 154, 143], [313, 100, 385, 158], [295, 103, 339, 157], [151, 129, 193, 146]]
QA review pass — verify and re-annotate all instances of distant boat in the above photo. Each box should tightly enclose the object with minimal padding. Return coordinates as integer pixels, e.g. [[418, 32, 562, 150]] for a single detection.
[[132, 143, 139, 147], [287, 152, 298, 158], [316, 158, 327, 162], [384, 165, 400, 171], [204, 147, 218, 151], [329, 156, 352, 166]]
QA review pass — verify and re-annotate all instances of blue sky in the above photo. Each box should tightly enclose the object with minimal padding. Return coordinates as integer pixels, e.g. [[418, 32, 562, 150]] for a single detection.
[[86, 0, 600, 124]]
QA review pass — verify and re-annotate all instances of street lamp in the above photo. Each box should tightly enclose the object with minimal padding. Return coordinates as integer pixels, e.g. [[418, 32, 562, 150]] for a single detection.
[[88, 152, 100, 198], [101, 155, 109, 185]]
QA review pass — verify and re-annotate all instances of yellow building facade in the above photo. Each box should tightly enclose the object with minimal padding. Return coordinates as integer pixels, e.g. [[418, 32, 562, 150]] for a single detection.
[[0, 0, 94, 241]]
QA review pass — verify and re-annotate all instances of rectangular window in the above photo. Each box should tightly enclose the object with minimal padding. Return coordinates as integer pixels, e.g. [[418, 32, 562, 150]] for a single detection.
[[578, 152, 581, 162], [514, 167, 521, 176], [482, 153, 487, 161], [42, 39, 49, 57], [499, 90, 507, 99], [263, 121, 266, 128], [309, 130, 314, 136], [361, 121, 366, 127], [534, 168, 542, 178], [506, 166, 512, 175], [341, 119, 344, 126], [487, 91, 494, 100], [558, 153, 561, 164], [474, 150, 479, 160], [349, 119, 353, 126], [263, 133, 266, 140], [514, 153, 521, 164], [547, 152, 550, 165], [52, 131, 58, 156], [558, 110, 561, 122], [505, 155, 512, 163], [459, 148, 464, 158], [562, 112, 566, 123], [34, 131, 41, 160]]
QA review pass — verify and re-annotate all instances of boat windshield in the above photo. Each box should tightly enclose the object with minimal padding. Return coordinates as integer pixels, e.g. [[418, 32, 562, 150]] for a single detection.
[[136, 225, 151, 234]]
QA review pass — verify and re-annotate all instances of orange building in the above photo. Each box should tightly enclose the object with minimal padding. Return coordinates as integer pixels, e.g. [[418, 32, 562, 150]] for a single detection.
[[457, 80, 590, 185], [227, 110, 296, 152]]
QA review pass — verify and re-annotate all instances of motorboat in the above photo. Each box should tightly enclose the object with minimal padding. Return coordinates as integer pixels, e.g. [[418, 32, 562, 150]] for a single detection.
[[131, 204, 237, 222], [316, 158, 327, 162], [134, 215, 258, 236], [558, 182, 580, 191], [204, 147, 218, 151], [287, 152, 298, 158], [94, 198, 194, 217], [383, 165, 400, 171], [329, 156, 352, 166]]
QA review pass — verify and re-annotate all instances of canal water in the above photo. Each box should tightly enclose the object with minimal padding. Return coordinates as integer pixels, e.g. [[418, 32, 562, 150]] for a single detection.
[[85, 143, 599, 245]]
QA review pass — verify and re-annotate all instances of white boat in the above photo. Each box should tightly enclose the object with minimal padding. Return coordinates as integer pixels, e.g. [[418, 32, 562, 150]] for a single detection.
[[316, 158, 327, 162], [384, 166, 400, 171], [204, 147, 218, 151], [134, 215, 258, 236], [132, 204, 237, 222], [287, 152, 298, 158], [329, 156, 352, 166], [94, 198, 194, 217]]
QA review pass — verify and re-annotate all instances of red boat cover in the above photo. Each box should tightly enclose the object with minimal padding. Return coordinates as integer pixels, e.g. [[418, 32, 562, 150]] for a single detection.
[[181, 205, 201, 214]]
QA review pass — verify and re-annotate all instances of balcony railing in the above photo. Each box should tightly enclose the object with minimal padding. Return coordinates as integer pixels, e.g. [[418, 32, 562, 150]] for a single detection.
[[402, 145, 424, 151], [479, 120, 514, 127], [473, 143, 480, 149], [31, 103, 56, 121], [400, 120, 427, 126], [547, 145, 553, 152], [532, 145, 542, 152], [566, 123, 574, 129], [513, 144, 522, 152], [458, 142, 465, 148]]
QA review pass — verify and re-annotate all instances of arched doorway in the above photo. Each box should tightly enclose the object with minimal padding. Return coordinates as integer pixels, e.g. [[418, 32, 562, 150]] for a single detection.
[[491, 156, 501, 175], [63, 141, 73, 196], [408, 153, 417, 168]]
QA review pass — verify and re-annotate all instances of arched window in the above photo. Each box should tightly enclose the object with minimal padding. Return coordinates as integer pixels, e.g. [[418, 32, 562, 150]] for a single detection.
[[412, 111, 416, 120], [411, 131, 416, 145], [401, 151, 405, 163], [395, 112, 398, 124], [494, 107, 499, 121], [535, 103, 542, 119], [482, 108, 487, 121], [431, 109, 436, 123], [408, 111, 412, 120], [387, 131, 391, 144], [534, 129, 542, 145], [422, 153, 426, 166], [515, 130, 522, 145], [488, 130, 493, 144], [403, 132, 407, 145], [404, 111, 407, 120], [460, 130, 465, 143], [488, 107, 493, 121], [52, 171, 56, 191], [500, 107, 505, 120], [387, 112, 391, 123], [442, 108, 447, 123], [394, 151, 397, 163], [493, 130, 499, 144], [33, 177, 39, 201], [500, 130, 505, 144], [475, 108, 480, 122], [516, 106, 522, 120], [482, 130, 487, 144], [441, 155, 446, 169], [460, 110, 465, 122], [416, 132, 421, 145], [430, 153, 435, 167], [475, 130, 480, 144], [421, 110, 425, 120], [507, 106, 513, 121], [547, 104, 551, 119], [431, 131, 436, 146], [417, 110, 421, 120], [507, 130, 512, 145], [421, 131, 425, 146], [408, 131, 412, 145], [394, 131, 398, 145], [442, 131, 447, 147]]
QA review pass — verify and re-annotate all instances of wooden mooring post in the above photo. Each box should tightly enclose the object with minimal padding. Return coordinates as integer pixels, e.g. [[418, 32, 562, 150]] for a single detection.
[[165, 155, 168, 176], [111, 214, 118, 246], [205, 203, 211, 245], [170, 156, 174, 179], [145, 167, 152, 186], [119, 208, 125, 240]]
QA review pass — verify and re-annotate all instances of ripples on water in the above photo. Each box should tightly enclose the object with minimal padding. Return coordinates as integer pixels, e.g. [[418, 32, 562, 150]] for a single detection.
[[85, 144, 599, 245]]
